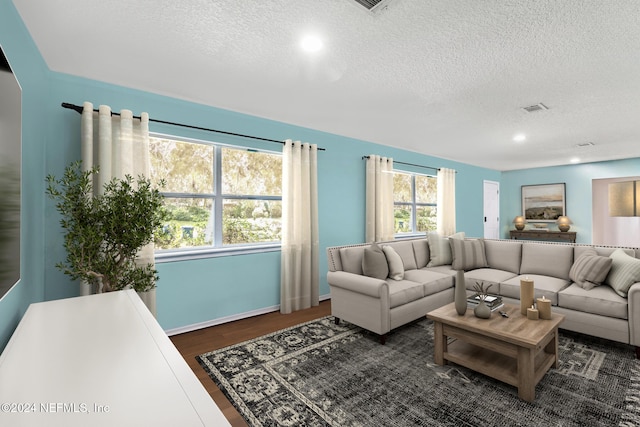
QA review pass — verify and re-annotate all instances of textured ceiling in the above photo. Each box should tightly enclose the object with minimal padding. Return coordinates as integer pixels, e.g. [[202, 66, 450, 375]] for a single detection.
[[12, 0, 640, 171]]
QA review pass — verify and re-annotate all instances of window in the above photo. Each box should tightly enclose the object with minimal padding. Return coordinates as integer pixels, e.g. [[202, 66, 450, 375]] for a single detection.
[[393, 171, 437, 235], [149, 135, 282, 257]]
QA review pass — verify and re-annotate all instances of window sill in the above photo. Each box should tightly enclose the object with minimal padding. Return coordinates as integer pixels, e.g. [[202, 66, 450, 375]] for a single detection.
[[155, 243, 281, 263], [394, 233, 428, 240]]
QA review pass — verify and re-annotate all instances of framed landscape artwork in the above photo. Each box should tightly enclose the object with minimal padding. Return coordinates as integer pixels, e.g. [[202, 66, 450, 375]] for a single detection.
[[522, 183, 566, 222]]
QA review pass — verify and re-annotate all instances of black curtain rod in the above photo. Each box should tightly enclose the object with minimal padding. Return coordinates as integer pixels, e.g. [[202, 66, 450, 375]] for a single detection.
[[61, 102, 326, 151], [362, 155, 444, 172]]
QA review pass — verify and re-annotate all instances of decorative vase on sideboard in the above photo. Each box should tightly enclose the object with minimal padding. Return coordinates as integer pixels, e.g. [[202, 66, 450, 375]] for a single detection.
[[455, 270, 467, 315]]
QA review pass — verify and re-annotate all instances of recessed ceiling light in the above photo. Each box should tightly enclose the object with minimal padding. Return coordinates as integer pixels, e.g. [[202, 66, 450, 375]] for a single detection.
[[570, 157, 580, 164], [300, 35, 323, 53], [513, 133, 526, 142]]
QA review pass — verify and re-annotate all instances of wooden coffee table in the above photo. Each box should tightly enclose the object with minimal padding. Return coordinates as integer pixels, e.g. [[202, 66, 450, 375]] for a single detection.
[[427, 302, 564, 402]]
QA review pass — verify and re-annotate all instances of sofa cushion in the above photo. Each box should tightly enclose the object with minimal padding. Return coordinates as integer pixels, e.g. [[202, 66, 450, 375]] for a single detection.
[[382, 245, 404, 280], [422, 265, 457, 276], [386, 241, 418, 271], [387, 280, 425, 309], [412, 239, 430, 269], [484, 240, 522, 274], [339, 246, 364, 275], [569, 248, 613, 290], [520, 243, 573, 280], [558, 283, 628, 320], [403, 269, 454, 296], [500, 274, 570, 305], [605, 248, 640, 297], [450, 239, 488, 271], [464, 268, 518, 294], [575, 245, 635, 258], [427, 231, 465, 267], [361, 243, 388, 279]]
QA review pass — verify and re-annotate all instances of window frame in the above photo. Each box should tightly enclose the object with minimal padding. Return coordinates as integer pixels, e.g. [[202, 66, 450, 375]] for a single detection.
[[150, 133, 283, 262], [393, 170, 437, 238]]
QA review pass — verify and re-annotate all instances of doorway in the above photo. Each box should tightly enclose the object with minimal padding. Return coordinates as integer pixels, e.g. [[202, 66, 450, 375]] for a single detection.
[[483, 181, 500, 239], [592, 176, 640, 246]]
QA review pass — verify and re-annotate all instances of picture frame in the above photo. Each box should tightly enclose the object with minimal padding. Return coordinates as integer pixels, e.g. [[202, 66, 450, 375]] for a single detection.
[[522, 183, 566, 222]]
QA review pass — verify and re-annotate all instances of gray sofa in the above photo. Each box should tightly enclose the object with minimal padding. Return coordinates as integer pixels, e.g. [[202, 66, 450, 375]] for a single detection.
[[326, 236, 640, 357]]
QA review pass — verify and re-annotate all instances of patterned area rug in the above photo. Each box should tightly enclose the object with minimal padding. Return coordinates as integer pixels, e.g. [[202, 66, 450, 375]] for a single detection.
[[197, 316, 640, 426]]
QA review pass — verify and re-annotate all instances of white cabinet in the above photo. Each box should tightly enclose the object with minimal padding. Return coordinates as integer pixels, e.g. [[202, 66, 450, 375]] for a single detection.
[[0, 290, 230, 426]]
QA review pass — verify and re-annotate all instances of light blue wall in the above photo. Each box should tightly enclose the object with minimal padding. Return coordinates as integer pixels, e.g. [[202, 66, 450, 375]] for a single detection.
[[7, 0, 635, 344], [0, 0, 49, 349], [500, 158, 640, 244], [0, 0, 498, 348], [46, 72, 500, 330]]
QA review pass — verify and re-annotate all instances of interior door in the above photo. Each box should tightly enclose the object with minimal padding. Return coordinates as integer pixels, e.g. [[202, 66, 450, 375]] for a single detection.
[[483, 180, 500, 239]]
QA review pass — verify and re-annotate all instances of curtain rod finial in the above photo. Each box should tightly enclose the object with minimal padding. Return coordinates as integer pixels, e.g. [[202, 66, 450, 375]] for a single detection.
[[61, 102, 83, 114]]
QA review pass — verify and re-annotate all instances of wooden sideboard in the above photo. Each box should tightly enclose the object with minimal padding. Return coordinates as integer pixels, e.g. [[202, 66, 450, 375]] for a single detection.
[[510, 229, 577, 243]]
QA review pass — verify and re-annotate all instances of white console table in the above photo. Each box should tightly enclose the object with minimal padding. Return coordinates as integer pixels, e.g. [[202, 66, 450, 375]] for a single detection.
[[0, 290, 230, 426]]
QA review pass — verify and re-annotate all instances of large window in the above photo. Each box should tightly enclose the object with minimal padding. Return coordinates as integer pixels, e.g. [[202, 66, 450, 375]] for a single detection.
[[149, 135, 282, 255], [393, 171, 437, 235]]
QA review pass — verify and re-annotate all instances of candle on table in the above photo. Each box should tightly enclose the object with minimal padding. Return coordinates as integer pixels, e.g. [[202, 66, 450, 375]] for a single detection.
[[527, 305, 539, 320], [537, 296, 552, 320], [520, 277, 535, 315]]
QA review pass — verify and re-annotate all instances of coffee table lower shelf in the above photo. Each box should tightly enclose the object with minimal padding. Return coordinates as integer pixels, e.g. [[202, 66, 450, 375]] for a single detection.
[[444, 338, 557, 391]]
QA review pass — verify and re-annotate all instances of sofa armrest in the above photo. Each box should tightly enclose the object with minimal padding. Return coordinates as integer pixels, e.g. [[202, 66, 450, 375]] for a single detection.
[[628, 283, 640, 346], [327, 271, 388, 298]]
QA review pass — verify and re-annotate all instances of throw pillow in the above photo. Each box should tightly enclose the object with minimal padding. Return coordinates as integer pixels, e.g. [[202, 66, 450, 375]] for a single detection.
[[427, 231, 465, 267], [569, 248, 613, 290], [362, 242, 389, 280], [605, 248, 640, 297], [450, 239, 488, 271], [382, 245, 404, 280]]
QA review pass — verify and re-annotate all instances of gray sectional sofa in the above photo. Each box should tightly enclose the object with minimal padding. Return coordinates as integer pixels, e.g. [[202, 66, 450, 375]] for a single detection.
[[326, 235, 640, 357]]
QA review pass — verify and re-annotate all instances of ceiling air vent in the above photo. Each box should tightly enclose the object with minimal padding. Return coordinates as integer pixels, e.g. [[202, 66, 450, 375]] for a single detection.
[[352, 0, 395, 14], [576, 142, 595, 148], [522, 103, 549, 113]]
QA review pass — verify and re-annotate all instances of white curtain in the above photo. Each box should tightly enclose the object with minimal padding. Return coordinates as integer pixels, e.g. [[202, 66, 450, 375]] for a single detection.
[[280, 139, 319, 314], [437, 167, 456, 236], [365, 155, 394, 242], [80, 102, 156, 315]]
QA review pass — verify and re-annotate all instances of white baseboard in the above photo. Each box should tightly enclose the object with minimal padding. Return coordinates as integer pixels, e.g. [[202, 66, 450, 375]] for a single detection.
[[165, 293, 331, 336]]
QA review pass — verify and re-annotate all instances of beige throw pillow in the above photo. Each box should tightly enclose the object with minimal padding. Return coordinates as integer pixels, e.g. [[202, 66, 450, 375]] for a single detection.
[[569, 248, 613, 290], [382, 245, 404, 280], [605, 249, 640, 297], [362, 242, 388, 280], [450, 239, 488, 271], [427, 231, 465, 267]]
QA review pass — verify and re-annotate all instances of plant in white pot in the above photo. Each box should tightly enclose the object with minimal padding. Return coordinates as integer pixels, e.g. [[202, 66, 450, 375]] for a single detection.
[[46, 161, 167, 297]]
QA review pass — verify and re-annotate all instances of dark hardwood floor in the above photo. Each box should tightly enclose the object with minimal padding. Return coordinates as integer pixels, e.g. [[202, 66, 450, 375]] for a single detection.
[[170, 300, 332, 426]]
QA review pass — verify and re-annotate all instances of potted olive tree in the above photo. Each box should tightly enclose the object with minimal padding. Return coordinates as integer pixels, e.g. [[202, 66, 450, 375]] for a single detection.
[[46, 161, 167, 298]]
